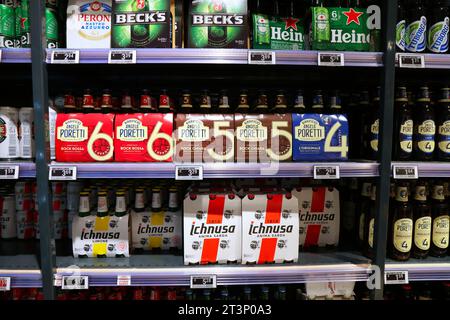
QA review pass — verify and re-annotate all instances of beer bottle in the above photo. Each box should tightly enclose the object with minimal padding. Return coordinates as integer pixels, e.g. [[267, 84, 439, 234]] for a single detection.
[[180, 90, 194, 114], [139, 89, 155, 113], [413, 86, 436, 160], [311, 90, 325, 113], [430, 183, 449, 257], [405, 0, 427, 53], [208, 0, 227, 48], [427, 0, 449, 54], [235, 89, 251, 113], [328, 90, 343, 113], [272, 90, 288, 113], [396, 0, 406, 52], [202, 289, 212, 301], [218, 90, 231, 113], [158, 89, 172, 114], [243, 286, 254, 300], [100, 89, 113, 114], [114, 191, 127, 258], [131, 0, 150, 47], [387, 182, 396, 257], [260, 286, 270, 300], [292, 89, 306, 113], [220, 287, 229, 301], [133, 188, 145, 213], [364, 184, 376, 259], [391, 182, 413, 261], [346, 92, 361, 158], [253, 89, 269, 113], [151, 187, 162, 213], [82, 89, 95, 114], [357, 182, 372, 249], [275, 286, 287, 300], [95, 191, 109, 258], [120, 90, 134, 114], [253, 0, 271, 47], [436, 87, 450, 160], [168, 187, 179, 212], [367, 87, 380, 160], [63, 90, 77, 113], [77, 191, 90, 258], [199, 89, 212, 114], [412, 181, 432, 259], [393, 86, 414, 160], [185, 289, 194, 300]]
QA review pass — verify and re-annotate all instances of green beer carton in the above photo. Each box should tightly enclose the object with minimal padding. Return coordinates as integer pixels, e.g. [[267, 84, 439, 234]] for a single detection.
[[187, 0, 248, 48], [0, 3, 15, 48], [311, 5, 381, 51], [111, 0, 175, 48], [19, 0, 30, 48]]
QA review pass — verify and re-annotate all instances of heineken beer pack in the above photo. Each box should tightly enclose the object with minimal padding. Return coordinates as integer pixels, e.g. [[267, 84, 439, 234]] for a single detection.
[[311, 5, 381, 51], [111, 0, 175, 48], [187, 0, 248, 48]]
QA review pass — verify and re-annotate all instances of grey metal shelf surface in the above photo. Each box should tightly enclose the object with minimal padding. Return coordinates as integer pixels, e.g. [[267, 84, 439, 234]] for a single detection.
[[55, 252, 371, 287], [392, 162, 450, 177], [0, 255, 42, 288], [45, 48, 383, 66], [0, 161, 36, 178], [50, 161, 379, 179], [385, 256, 450, 282], [0, 49, 31, 63]]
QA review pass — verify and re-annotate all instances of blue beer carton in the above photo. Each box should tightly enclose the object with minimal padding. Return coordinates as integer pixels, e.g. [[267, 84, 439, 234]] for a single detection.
[[292, 114, 349, 161]]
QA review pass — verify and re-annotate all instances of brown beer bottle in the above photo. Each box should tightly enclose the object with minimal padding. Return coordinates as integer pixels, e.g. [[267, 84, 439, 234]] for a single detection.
[[139, 89, 155, 113], [391, 182, 413, 261], [180, 89, 194, 114], [292, 89, 306, 114], [82, 89, 96, 114], [430, 183, 450, 257], [159, 89, 172, 113], [218, 90, 231, 113], [311, 90, 325, 113], [120, 89, 134, 114], [253, 89, 269, 113], [100, 89, 113, 114], [235, 89, 250, 113], [198, 89, 212, 114], [328, 90, 343, 113], [412, 181, 432, 259], [363, 183, 376, 259], [272, 90, 288, 113], [357, 182, 372, 250], [63, 90, 77, 113]]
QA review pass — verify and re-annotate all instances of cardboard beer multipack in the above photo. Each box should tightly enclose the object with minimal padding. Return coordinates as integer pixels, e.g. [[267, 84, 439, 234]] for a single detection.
[[292, 187, 340, 249], [183, 193, 241, 265], [131, 208, 182, 251], [292, 114, 349, 161], [114, 113, 173, 162], [67, 0, 112, 48], [56, 113, 114, 162], [72, 214, 130, 258], [242, 193, 299, 264]]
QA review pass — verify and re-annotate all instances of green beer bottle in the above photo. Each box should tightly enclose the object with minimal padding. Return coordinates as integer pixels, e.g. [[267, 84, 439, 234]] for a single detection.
[[46, 6, 59, 48], [0, 3, 15, 48], [131, 0, 150, 47], [313, 0, 330, 44], [208, 0, 227, 48]]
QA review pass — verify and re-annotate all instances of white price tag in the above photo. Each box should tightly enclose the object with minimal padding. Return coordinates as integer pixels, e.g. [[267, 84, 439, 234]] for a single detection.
[[117, 275, 131, 286], [385, 271, 409, 285], [190, 275, 217, 289], [175, 165, 203, 181], [49, 166, 77, 181], [392, 165, 418, 179], [313, 166, 340, 180], [62, 276, 89, 290], [318, 52, 345, 66], [397, 53, 425, 68], [108, 50, 136, 64], [248, 50, 276, 65], [51, 50, 80, 64], [0, 165, 19, 179], [0, 277, 11, 291]]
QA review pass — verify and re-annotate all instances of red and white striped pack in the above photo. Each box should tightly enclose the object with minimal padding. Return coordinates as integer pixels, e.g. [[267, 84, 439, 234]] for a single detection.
[[183, 193, 241, 265], [242, 193, 299, 264], [292, 187, 340, 249]]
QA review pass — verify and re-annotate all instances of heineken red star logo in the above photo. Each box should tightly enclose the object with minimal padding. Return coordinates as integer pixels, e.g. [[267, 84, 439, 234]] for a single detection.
[[20, 17, 27, 29], [282, 17, 299, 31], [343, 8, 363, 25]]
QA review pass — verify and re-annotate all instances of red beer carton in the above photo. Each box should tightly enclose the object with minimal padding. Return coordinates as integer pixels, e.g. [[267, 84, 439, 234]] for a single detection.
[[114, 113, 174, 162], [56, 113, 115, 162]]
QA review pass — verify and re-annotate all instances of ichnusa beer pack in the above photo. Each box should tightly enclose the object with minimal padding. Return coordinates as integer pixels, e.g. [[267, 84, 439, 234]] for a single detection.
[[183, 193, 241, 265], [242, 193, 299, 264]]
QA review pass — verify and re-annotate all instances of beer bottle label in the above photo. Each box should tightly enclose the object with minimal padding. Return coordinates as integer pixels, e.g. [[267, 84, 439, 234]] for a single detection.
[[399, 120, 413, 153], [393, 218, 413, 253], [370, 119, 379, 152], [368, 218, 374, 248], [427, 17, 449, 53], [97, 196, 108, 213], [253, 14, 270, 46], [313, 7, 330, 42], [414, 186, 427, 201], [432, 185, 445, 200], [115, 196, 126, 214], [152, 192, 161, 210], [405, 16, 427, 52], [168, 192, 178, 209], [417, 120, 436, 154], [135, 193, 145, 210], [438, 120, 450, 154], [359, 212, 365, 241], [396, 186, 409, 202], [396, 19, 406, 51], [432, 215, 450, 249], [414, 216, 431, 250]]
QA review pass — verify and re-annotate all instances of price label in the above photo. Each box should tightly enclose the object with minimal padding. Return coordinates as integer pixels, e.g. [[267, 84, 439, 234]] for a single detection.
[[175, 165, 203, 181], [108, 50, 136, 64], [397, 53, 425, 68], [0, 165, 19, 179], [313, 166, 340, 180], [61, 276, 89, 290], [248, 50, 276, 65], [117, 275, 131, 286], [385, 271, 409, 285], [0, 277, 11, 291], [318, 52, 345, 66], [190, 275, 217, 289], [393, 165, 418, 179], [51, 50, 80, 64], [49, 166, 77, 181]]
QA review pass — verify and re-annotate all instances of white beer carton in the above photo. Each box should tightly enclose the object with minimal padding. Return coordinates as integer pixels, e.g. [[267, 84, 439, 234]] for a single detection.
[[72, 214, 129, 258], [292, 187, 340, 249], [242, 193, 299, 264], [183, 193, 241, 265], [131, 209, 182, 251]]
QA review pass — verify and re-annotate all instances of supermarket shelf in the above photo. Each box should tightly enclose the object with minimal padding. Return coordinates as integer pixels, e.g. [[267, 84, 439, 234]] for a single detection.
[[0, 255, 42, 288], [50, 161, 379, 179], [46, 49, 383, 67], [396, 53, 450, 69], [386, 257, 450, 282], [0, 161, 36, 178], [0, 49, 31, 64], [392, 162, 450, 177], [55, 252, 371, 287]]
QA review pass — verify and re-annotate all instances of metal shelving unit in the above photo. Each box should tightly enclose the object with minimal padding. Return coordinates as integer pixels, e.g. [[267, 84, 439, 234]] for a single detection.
[[392, 162, 450, 178], [396, 53, 450, 69], [386, 257, 450, 282], [0, 256, 42, 288], [0, 49, 31, 64]]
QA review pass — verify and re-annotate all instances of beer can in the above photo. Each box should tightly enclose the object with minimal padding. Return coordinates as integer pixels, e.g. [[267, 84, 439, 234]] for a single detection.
[[19, 107, 34, 159], [0, 107, 19, 159], [52, 194, 66, 211], [46, 7, 59, 48], [19, 0, 30, 48], [0, 195, 17, 239], [66, 182, 81, 211], [0, 4, 15, 48], [16, 210, 34, 239], [51, 181, 66, 195]]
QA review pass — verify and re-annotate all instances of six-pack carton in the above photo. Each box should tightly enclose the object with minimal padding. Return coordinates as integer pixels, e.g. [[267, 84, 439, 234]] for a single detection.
[[242, 193, 299, 264], [183, 193, 241, 265]]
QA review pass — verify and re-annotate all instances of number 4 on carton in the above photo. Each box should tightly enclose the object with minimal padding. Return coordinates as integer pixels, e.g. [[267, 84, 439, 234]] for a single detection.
[[325, 122, 348, 157]]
